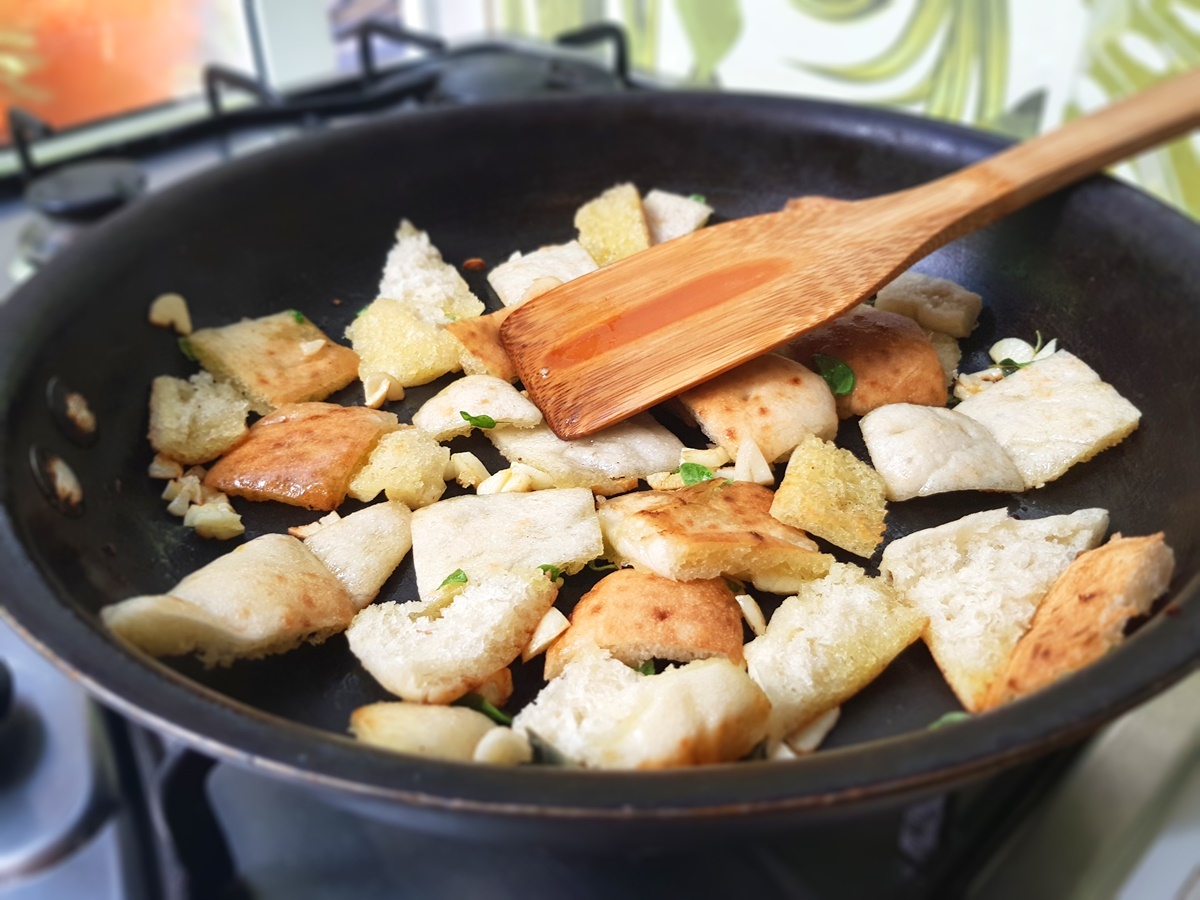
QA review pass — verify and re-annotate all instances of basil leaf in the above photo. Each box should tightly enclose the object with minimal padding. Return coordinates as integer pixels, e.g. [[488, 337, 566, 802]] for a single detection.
[[439, 568, 468, 588], [289, 309, 305, 324], [456, 693, 513, 726], [177, 338, 197, 361], [812, 353, 855, 396], [677, 461, 716, 486], [460, 410, 497, 429], [538, 564, 563, 581], [689, 193, 707, 204], [635, 660, 655, 676], [587, 559, 618, 572], [928, 711, 971, 730]]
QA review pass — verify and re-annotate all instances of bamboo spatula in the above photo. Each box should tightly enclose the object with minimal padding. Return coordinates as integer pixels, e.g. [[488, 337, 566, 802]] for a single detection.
[[501, 66, 1200, 440]]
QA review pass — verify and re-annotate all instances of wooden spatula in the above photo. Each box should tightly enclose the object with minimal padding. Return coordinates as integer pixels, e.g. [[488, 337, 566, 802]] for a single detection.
[[501, 67, 1200, 440]]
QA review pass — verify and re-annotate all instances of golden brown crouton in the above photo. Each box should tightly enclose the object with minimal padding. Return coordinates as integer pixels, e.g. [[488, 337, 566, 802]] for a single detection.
[[205, 402, 397, 510], [445, 306, 518, 382]]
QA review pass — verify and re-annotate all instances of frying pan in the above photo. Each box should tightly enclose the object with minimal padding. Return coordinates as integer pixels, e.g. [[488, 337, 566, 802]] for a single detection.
[[0, 93, 1197, 842]]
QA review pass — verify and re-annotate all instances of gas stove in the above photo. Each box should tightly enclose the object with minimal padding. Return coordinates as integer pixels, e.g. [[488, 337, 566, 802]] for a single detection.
[[0, 22, 1197, 900]]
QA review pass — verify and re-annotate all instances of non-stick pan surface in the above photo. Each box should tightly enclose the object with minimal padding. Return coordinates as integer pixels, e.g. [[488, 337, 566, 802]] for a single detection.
[[1, 93, 1197, 838]]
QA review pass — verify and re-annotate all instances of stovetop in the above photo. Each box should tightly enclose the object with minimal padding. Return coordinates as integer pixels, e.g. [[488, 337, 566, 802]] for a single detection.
[[1, 21, 1198, 900]]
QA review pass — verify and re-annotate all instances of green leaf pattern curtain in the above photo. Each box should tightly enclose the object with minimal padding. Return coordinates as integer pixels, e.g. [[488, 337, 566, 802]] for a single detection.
[[496, 0, 1200, 218]]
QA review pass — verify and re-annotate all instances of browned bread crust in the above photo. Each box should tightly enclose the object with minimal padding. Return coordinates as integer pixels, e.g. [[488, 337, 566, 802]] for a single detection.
[[782, 306, 946, 418], [544, 570, 745, 679], [981, 533, 1174, 710], [205, 402, 397, 510], [446, 307, 518, 382]]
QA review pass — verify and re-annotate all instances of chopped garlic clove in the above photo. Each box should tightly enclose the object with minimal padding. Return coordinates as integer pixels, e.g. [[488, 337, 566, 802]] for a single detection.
[[165, 475, 202, 516], [734, 593, 767, 636], [767, 740, 799, 761], [733, 438, 774, 485], [680, 446, 731, 469], [299, 339, 326, 357], [989, 337, 1036, 365], [448, 452, 490, 488], [184, 501, 245, 540], [510, 462, 555, 491], [472, 728, 533, 765], [150, 454, 184, 480], [784, 707, 841, 754], [362, 372, 405, 409], [646, 471, 686, 491], [521, 607, 571, 662], [953, 367, 1006, 401], [148, 293, 193, 335], [1034, 338, 1057, 360], [477, 469, 533, 494]]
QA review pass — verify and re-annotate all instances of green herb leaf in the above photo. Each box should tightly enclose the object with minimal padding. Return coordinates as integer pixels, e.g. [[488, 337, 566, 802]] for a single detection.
[[689, 193, 707, 204], [812, 353, 855, 396], [724, 578, 744, 593], [997, 357, 1025, 375], [587, 560, 618, 572], [439, 568, 468, 588], [460, 410, 497, 429], [456, 693, 513, 726], [177, 337, 197, 361], [289, 309, 305, 324], [538, 564, 563, 581], [635, 660, 655, 676], [928, 711, 972, 730], [677, 461, 716, 486], [526, 728, 577, 766], [355, 306, 369, 318]]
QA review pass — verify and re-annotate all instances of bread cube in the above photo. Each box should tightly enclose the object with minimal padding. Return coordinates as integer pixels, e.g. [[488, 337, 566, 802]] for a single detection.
[[186, 311, 359, 415], [302, 501, 412, 609], [745, 563, 926, 741], [346, 567, 558, 704], [205, 402, 397, 511], [544, 570, 745, 679], [598, 481, 833, 591], [345, 298, 464, 388], [982, 533, 1174, 710], [642, 189, 713, 244], [346, 427, 449, 509], [770, 435, 888, 558], [880, 507, 1109, 711], [412, 375, 542, 441], [445, 307, 518, 382], [679, 354, 837, 463], [148, 372, 249, 465], [574, 183, 651, 266], [409, 488, 603, 600], [875, 271, 983, 338], [859, 404, 1024, 501], [101, 534, 357, 666], [955, 351, 1142, 490], [487, 241, 597, 308], [376, 219, 484, 324]]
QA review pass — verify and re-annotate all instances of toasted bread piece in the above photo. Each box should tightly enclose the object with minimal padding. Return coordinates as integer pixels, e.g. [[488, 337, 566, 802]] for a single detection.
[[186, 311, 359, 415], [859, 404, 1024, 501], [445, 307, 518, 382], [487, 241, 598, 308], [513, 645, 769, 769], [376, 220, 485, 324], [679, 354, 837, 463], [412, 375, 542, 440], [875, 271, 983, 338], [544, 570, 745, 679], [346, 568, 558, 704], [574, 183, 652, 266], [102, 534, 356, 666], [928, 331, 961, 386], [301, 501, 412, 609], [410, 488, 603, 600], [346, 426, 449, 509], [148, 372, 249, 465], [205, 402, 397, 511], [487, 415, 683, 496], [351, 702, 498, 760], [642, 189, 713, 244], [745, 563, 926, 741], [345, 298, 464, 388], [598, 481, 833, 591], [955, 351, 1142, 490], [781, 306, 946, 418], [770, 435, 887, 558], [981, 533, 1174, 710], [880, 507, 1109, 711]]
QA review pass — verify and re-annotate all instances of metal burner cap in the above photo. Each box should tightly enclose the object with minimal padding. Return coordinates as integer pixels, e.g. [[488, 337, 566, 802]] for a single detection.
[[25, 159, 146, 222]]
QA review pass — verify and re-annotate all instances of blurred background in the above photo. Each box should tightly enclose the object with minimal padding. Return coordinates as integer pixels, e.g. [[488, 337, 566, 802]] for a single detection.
[[0, 0, 1197, 216]]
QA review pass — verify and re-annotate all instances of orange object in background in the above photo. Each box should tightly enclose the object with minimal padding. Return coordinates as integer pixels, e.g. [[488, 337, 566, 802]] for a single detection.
[[0, 0, 202, 142]]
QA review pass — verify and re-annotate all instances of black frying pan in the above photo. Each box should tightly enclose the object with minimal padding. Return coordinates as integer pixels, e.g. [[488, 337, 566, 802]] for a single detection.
[[1, 93, 1198, 842]]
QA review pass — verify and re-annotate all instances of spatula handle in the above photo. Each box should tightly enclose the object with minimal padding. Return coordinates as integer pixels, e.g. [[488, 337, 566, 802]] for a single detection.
[[917, 66, 1200, 239]]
